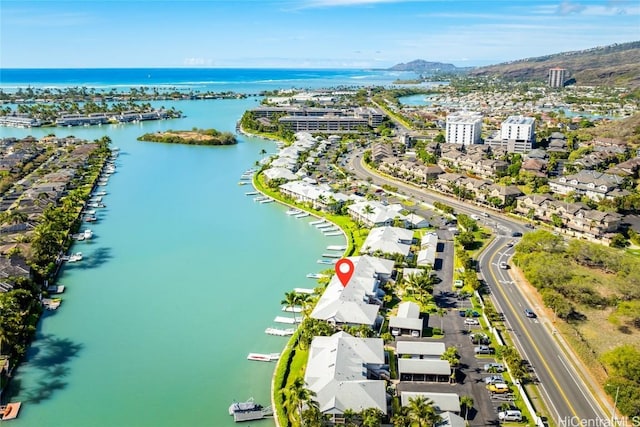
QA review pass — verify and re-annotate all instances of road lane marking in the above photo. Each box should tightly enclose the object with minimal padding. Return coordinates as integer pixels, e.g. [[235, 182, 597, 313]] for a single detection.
[[487, 249, 582, 422]]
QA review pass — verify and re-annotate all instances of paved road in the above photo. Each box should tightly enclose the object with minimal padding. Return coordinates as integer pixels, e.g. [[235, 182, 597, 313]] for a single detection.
[[346, 151, 610, 426]]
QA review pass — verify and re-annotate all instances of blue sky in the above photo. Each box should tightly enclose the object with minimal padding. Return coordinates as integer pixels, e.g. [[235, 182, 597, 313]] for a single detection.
[[1, 0, 638, 68]]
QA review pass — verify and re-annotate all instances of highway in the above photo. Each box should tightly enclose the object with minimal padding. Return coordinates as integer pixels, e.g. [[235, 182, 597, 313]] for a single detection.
[[346, 150, 610, 426]]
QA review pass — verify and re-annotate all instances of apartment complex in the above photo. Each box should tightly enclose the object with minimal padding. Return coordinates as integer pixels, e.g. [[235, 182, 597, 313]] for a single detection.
[[484, 115, 536, 153], [548, 67, 567, 88], [445, 111, 482, 145]]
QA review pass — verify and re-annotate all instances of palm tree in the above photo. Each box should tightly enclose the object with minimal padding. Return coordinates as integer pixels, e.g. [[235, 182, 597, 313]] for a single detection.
[[407, 396, 441, 427], [460, 395, 474, 422], [361, 407, 384, 427], [436, 308, 447, 333], [281, 291, 301, 324], [283, 377, 317, 426], [392, 406, 411, 427]]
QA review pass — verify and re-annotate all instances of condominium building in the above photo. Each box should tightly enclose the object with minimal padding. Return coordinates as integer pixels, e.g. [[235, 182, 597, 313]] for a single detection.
[[484, 116, 535, 153], [548, 68, 567, 88], [445, 111, 482, 145]]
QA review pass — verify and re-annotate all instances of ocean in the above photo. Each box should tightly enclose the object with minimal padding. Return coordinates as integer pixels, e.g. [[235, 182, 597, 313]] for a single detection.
[[0, 69, 409, 427]]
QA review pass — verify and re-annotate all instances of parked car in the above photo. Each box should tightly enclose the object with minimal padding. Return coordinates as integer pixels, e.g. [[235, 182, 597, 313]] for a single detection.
[[464, 318, 480, 326], [487, 383, 510, 394], [474, 345, 495, 355], [484, 375, 505, 384], [524, 308, 537, 318], [484, 363, 505, 373], [499, 410, 523, 421], [470, 333, 490, 345]]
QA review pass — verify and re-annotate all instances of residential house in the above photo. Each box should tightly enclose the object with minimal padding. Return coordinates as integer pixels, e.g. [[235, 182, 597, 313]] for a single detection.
[[304, 332, 388, 422], [360, 226, 414, 257], [389, 302, 423, 337]]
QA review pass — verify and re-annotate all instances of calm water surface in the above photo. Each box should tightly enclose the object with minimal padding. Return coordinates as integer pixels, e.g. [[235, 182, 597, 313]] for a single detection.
[[0, 98, 344, 426]]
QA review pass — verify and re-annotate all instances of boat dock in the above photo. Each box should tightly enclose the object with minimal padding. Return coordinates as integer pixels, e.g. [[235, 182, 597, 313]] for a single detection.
[[274, 316, 300, 324], [245, 191, 258, 196], [322, 253, 342, 258], [294, 212, 309, 218], [327, 245, 347, 251], [317, 259, 337, 265], [229, 398, 273, 423], [259, 198, 274, 204], [265, 327, 295, 336], [316, 223, 333, 229], [325, 231, 343, 236], [247, 352, 280, 362], [0, 402, 22, 421], [293, 287, 315, 294], [281, 305, 302, 313], [309, 219, 324, 225]]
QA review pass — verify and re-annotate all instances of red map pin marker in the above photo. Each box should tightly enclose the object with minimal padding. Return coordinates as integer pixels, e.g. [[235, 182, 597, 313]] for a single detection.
[[335, 258, 355, 288]]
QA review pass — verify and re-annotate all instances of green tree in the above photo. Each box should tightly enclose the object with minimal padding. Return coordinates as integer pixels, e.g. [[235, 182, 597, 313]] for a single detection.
[[460, 395, 474, 422], [283, 377, 317, 426], [406, 396, 441, 427]]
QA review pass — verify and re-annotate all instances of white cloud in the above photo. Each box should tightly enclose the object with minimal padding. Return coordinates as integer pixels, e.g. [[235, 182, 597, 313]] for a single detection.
[[557, 1, 587, 15]]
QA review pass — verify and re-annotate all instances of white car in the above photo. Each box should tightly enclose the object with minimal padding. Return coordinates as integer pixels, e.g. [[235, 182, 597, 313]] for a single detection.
[[499, 410, 522, 421], [464, 318, 480, 326], [499, 262, 509, 269]]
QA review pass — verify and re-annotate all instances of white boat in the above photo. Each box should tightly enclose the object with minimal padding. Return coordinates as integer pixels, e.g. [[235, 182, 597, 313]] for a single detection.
[[309, 219, 325, 226], [89, 196, 102, 202], [83, 209, 96, 215], [325, 231, 342, 236], [238, 182, 248, 186], [281, 305, 302, 313], [293, 288, 315, 294], [245, 191, 258, 196], [306, 273, 327, 279], [67, 252, 83, 262], [286, 209, 302, 216], [254, 196, 267, 202], [93, 191, 107, 196], [229, 397, 263, 415], [265, 327, 295, 336], [246, 352, 280, 362], [316, 223, 333, 229], [259, 198, 274, 204], [274, 316, 300, 324], [294, 212, 310, 218], [317, 259, 337, 265], [327, 245, 347, 251], [322, 227, 338, 233], [47, 285, 65, 294], [83, 229, 93, 239]]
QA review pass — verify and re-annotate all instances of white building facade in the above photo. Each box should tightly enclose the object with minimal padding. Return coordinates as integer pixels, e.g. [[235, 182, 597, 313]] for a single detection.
[[445, 111, 482, 146]]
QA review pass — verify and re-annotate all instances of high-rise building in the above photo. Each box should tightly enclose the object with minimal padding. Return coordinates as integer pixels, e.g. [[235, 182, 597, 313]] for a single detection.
[[548, 68, 567, 88], [484, 115, 536, 153], [445, 111, 482, 145]]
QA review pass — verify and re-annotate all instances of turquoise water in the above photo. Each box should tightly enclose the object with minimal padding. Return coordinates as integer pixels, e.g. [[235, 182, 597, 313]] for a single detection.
[[0, 98, 344, 426], [398, 94, 434, 106]]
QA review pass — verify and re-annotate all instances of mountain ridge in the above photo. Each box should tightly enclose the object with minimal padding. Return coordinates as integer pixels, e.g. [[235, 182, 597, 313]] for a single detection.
[[468, 41, 640, 88]]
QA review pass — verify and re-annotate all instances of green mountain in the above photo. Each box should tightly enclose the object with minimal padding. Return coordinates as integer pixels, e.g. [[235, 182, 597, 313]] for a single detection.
[[468, 41, 640, 88], [388, 59, 459, 73]]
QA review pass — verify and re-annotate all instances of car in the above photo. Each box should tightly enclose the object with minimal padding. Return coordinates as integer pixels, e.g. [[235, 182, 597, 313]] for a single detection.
[[464, 318, 480, 326], [484, 374, 505, 384], [411, 330, 420, 338], [499, 410, 523, 421], [487, 383, 510, 394], [499, 262, 509, 269], [524, 308, 537, 318], [470, 214, 480, 220], [506, 241, 514, 247], [470, 333, 490, 345], [484, 363, 505, 373], [474, 345, 495, 354], [511, 231, 523, 237]]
